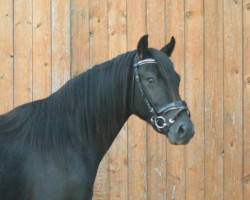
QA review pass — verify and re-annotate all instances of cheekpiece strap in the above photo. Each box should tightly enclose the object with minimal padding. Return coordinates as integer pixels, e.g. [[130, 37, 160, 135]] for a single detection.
[[133, 55, 158, 119]]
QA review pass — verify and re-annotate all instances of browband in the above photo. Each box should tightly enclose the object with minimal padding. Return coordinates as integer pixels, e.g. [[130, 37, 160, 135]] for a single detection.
[[134, 58, 157, 67]]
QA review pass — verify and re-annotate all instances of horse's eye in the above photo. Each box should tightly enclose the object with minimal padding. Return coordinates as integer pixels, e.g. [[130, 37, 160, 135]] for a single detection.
[[147, 78, 154, 84]]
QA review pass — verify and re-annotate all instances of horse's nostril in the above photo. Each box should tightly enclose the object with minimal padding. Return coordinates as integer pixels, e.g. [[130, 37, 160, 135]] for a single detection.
[[177, 125, 186, 138]]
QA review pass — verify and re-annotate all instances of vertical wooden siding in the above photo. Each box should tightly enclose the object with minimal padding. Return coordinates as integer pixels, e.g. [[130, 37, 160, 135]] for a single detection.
[[0, 1, 249, 199], [165, 1, 186, 199], [204, 0, 224, 199]]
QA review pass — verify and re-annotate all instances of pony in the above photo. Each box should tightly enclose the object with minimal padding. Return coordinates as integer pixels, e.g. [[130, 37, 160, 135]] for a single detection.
[[0, 35, 194, 200]]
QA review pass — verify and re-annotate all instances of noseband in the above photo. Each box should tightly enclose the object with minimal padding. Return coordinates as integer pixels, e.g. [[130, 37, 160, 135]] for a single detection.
[[132, 55, 190, 133]]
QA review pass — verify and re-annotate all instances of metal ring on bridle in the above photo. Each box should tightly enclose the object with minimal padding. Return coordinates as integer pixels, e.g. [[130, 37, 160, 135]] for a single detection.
[[155, 116, 167, 130]]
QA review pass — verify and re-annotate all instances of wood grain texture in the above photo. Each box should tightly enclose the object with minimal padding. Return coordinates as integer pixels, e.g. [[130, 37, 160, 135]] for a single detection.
[[107, 0, 128, 199], [51, 0, 70, 93], [204, 0, 224, 199], [166, 1, 186, 199], [107, 0, 127, 59], [223, 0, 243, 199], [244, 1, 250, 198], [14, 0, 33, 106], [147, 0, 167, 199], [71, 0, 90, 77], [184, 0, 204, 199], [89, 0, 109, 199], [0, 1, 249, 199], [108, 128, 128, 200], [89, 0, 108, 66], [33, 0, 51, 100], [127, 0, 147, 199], [0, 0, 13, 114]]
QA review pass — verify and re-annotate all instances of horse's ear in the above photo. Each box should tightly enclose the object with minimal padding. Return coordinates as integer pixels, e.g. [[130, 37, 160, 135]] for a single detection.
[[137, 35, 149, 59], [161, 36, 175, 57]]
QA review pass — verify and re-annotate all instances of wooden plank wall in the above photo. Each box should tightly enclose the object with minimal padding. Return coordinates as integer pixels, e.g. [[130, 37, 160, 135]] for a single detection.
[[0, 0, 249, 199]]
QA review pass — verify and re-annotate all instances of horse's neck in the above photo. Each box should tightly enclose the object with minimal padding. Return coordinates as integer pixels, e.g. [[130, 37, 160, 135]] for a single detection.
[[95, 115, 129, 163], [76, 65, 132, 165], [91, 108, 130, 164]]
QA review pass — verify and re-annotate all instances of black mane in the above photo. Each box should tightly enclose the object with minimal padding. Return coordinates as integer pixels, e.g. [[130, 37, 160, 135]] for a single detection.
[[0, 51, 136, 157], [0, 48, 180, 158]]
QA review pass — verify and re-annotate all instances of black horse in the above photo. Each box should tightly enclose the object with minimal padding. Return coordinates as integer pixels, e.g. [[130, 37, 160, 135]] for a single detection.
[[0, 35, 194, 200]]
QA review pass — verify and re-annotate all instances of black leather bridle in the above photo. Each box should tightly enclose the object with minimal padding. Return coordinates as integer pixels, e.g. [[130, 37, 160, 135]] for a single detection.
[[132, 55, 190, 133]]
